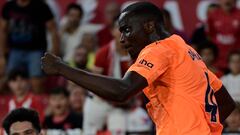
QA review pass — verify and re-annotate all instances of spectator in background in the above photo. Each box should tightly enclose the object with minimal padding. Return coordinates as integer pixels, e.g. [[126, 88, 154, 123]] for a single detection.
[[106, 98, 152, 135], [207, 0, 240, 70], [2, 108, 42, 135], [60, 3, 85, 62], [198, 40, 223, 77], [68, 46, 89, 70], [81, 33, 98, 70], [224, 102, 240, 132], [68, 82, 87, 115], [7, 69, 44, 123], [221, 50, 240, 102], [191, 3, 220, 45], [0, 0, 60, 93], [43, 87, 82, 131], [162, 9, 189, 43], [97, 1, 120, 47]]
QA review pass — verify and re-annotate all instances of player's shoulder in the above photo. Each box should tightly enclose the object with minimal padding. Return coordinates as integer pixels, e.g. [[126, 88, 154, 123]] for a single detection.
[[138, 34, 188, 59], [160, 34, 187, 53], [140, 37, 174, 55]]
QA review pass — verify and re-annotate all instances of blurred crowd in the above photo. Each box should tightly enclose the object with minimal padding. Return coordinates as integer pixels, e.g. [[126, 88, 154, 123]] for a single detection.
[[0, 0, 240, 135]]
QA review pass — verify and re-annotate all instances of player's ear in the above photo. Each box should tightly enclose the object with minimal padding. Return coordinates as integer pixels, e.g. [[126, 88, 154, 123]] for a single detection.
[[143, 21, 155, 34]]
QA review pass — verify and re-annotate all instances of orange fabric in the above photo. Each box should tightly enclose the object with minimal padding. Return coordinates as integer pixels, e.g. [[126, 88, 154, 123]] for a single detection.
[[128, 35, 223, 135]]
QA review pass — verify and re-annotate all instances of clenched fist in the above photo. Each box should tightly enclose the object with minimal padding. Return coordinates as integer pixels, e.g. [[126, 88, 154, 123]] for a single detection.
[[41, 52, 62, 75]]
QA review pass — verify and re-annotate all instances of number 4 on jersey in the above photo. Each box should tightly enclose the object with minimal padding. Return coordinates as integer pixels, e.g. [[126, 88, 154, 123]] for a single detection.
[[204, 72, 218, 122]]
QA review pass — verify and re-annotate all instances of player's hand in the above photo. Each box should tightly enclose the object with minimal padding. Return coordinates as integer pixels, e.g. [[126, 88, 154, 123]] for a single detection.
[[41, 52, 62, 75]]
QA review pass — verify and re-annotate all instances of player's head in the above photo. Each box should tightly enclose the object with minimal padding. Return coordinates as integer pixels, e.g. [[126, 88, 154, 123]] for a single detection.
[[49, 87, 70, 116], [118, 2, 166, 59], [198, 41, 218, 66], [2, 108, 41, 135], [66, 3, 83, 27], [228, 50, 240, 75], [7, 69, 30, 97]]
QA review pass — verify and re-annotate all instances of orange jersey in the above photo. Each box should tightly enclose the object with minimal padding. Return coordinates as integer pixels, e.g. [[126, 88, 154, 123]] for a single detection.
[[127, 35, 223, 135]]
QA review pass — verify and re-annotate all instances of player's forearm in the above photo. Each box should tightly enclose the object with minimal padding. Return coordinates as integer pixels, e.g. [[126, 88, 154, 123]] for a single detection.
[[57, 62, 131, 101], [214, 85, 236, 123]]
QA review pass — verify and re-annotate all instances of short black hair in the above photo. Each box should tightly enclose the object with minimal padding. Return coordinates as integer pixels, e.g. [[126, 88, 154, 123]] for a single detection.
[[67, 3, 84, 17], [2, 108, 41, 134], [50, 87, 70, 97], [121, 2, 164, 25], [198, 40, 219, 58], [7, 69, 29, 82]]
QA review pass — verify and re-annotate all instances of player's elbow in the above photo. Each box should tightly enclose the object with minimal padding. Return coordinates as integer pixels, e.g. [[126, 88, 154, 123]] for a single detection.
[[113, 85, 133, 102]]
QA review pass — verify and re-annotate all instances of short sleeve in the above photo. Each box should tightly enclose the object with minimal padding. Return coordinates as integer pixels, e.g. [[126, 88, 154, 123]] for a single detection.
[[208, 69, 223, 92], [128, 45, 171, 84]]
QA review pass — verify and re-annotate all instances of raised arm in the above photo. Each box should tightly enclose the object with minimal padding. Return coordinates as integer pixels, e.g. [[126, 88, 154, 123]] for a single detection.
[[214, 85, 236, 123], [41, 53, 148, 102]]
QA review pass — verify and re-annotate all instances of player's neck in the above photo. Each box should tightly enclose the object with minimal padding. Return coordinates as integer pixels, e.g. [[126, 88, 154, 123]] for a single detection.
[[149, 31, 170, 44]]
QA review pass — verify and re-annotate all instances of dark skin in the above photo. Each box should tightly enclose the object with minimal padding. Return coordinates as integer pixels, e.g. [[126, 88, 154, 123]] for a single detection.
[[41, 11, 235, 123], [214, 85, 235, 123]]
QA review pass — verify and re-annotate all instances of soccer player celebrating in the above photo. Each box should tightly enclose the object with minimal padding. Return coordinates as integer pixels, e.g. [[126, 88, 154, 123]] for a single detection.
[[41, 2, 235, 135]]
